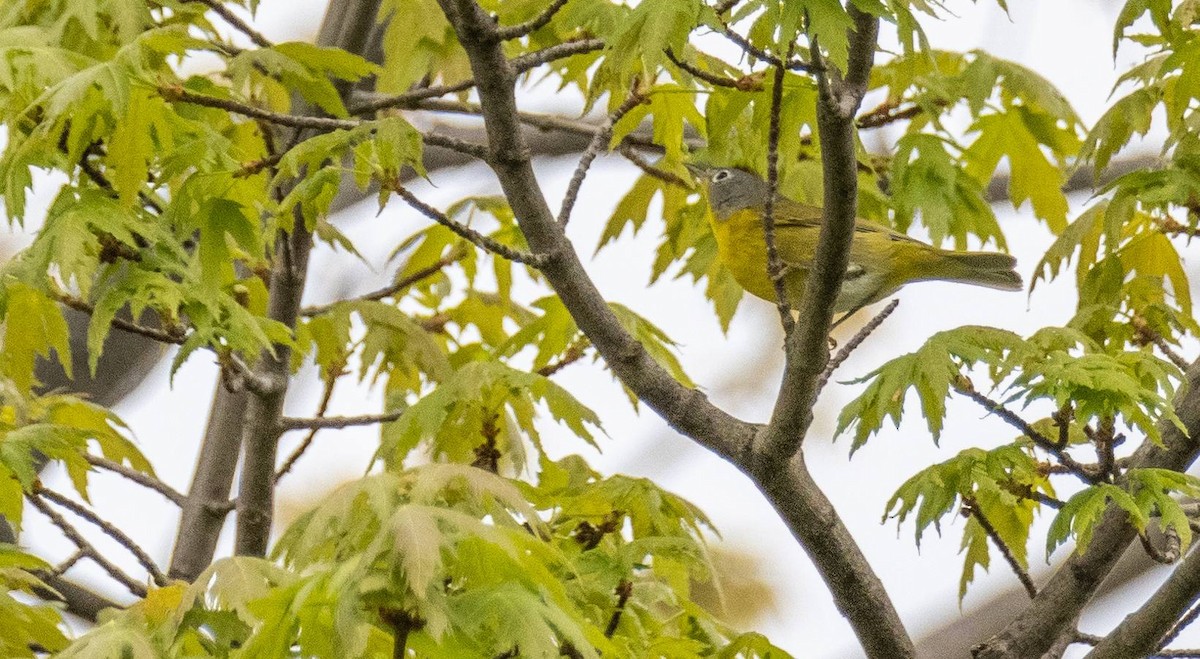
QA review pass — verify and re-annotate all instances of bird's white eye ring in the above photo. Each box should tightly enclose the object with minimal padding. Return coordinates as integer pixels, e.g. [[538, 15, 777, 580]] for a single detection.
[[712, 170, 731, 182]]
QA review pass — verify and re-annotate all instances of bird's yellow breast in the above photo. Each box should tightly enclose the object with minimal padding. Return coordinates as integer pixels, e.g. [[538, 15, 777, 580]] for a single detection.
[[710, 208, 784, 304]]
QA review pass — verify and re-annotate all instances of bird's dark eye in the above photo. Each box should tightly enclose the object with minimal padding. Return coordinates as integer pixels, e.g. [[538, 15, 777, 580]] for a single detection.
[[712, 170, 730, 182]]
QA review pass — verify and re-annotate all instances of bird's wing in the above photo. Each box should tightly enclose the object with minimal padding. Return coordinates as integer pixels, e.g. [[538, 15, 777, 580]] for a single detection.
[[773, 196, 922, 244]]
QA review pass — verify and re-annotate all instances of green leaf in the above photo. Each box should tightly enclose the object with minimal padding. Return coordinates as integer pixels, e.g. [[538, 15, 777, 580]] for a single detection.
[[1, 282, 70, 392], [1047, 483, 1146, 557], [836, 326, 1024, 450]]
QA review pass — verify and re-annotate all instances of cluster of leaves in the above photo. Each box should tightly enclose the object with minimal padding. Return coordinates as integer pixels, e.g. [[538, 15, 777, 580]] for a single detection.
[[56, 461, 786, 657], [847, 321, 1192, 598], [1034, 0, 1200, 343], [0, 0, 781, 654]]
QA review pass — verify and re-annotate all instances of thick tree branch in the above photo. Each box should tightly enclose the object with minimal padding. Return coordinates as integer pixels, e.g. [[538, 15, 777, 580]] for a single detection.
[[754, 7, 878, 460], [432, 0, 751, 467], [234, 218, 312, 556], [743, 9, 912, 657], [974, 359, 1200, 658], [1087, 541, 1200, 658], [755, 454, 913, 658], [168, 385, 247, 580], [235, 0, 381, 560], [435, 2, 908, 657]]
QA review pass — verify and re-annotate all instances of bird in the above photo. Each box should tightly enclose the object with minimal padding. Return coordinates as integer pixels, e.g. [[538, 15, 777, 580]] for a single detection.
[[690, 166, 1022, 323]]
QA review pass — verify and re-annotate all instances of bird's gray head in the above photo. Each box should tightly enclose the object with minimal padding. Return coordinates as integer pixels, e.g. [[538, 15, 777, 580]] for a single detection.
[[692, 167, 769, 219]]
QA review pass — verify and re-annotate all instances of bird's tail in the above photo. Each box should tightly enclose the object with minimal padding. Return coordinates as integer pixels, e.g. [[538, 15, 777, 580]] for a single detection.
[[927, 251, 1023, 291]]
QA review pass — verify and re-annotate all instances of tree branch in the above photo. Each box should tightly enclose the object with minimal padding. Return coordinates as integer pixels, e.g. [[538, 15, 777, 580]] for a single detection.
[[275, 370, 340, 481], [232, 0, 383, 558], [974, 359, 1200, 658], [396, 186, 554, 266], [168, 384, 247, 580], [760, 56, 794, 332], [432, 0, 752, 466], [558, 91, 644, 226], [35, 486, 167, 587], [753, 7, 877, 460], [954, 385, 1097, 483], [85, 455, 185, 506], [279, 410, 403, 431], [350, 38, 604, 115], [27, 494, 147, 598], [495, 0, 570, 40], [966, 498, 1038, 599], [189, 0, 273, 48], [1086, 541, 1200, 658], [300, 249, 463, 317], [52, 292, 185, 345], [816, 299, 898, 396], [435, 2, 910, 657]]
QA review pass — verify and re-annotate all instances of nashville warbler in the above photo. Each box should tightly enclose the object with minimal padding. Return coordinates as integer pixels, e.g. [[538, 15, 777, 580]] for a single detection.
[[691, 166, 1022, 318]]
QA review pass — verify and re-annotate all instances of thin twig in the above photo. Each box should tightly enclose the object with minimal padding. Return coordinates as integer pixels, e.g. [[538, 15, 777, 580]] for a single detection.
[[1160, 216, 1200, 239], [350, 39, 604, 115], [762, 56, 793, 333], [85, 455, 185, 506], [27, 494, 147, 597], [52, 291, 186, 344], [716, 20, 816, 73], [713, 0, 742, 14], [816, 299, 899, 394], [190, 0, 273, 48], [856, 101, 923, 129], [496, 0, 570, 40], [604, 580, 633, 637], [1133, 315, 1191, 371], [51, 549, 86, 576], [536, 339, 589, 376], [1161, 602, 1200, 651], [36, 486, 168, 587], [396, 186, 554, 266], [78, 153, 165, 214], [664, 48, 751, 89], [163, 86, 360, 131], [275, 370, 340, 481], [559, 92, 645, 226], [1140, 531, 1181, 565], [965, 498, 1037, 598], [279, 410, 403, 431], [420, 131, 492, 161], [617, 147, 692, 188], [416, 99, 673, 152], [954, 385, 1098, 484], [301, 251, 463, 317]]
